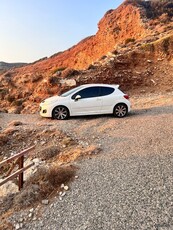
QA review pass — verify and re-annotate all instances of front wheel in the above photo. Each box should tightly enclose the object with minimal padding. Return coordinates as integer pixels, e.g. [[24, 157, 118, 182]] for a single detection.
[[52, 106, 69, 120], [113, 104, 128, 118]]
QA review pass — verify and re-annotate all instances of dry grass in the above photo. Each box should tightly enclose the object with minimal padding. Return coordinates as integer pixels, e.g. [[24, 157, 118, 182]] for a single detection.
[[57, 145, 101, 164], [0, 122, 101, 224], [2, 127, 18, 135], [36, 145, 60, 160], [57, 148, 82, 163], [82, 145, 102, 156], [0, 221, 13, 230], [0, 133, 9, 145], [0, 164, 77, 214], [15, 164, 77, 208], [8, 120, 23, 126]]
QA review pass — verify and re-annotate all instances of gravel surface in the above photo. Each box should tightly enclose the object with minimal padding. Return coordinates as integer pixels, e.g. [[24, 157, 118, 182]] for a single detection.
[[1, 96, 173, 230]]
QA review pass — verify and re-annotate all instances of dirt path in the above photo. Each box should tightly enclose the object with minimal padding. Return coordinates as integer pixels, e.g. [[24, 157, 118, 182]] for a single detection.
[[1, 93, 173, 229]]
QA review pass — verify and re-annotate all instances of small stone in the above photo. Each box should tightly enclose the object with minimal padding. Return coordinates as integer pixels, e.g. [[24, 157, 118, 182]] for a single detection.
[[29, 208, 34, 213], [32, 217, 37, 221], [61, 191, 66, 197], [75, 176, 79, 179], [28, 213, 33, 218], [15, 223, 20, 230], [32, 168, 38, 174], [50, 204, 54, 208], [147, 59, 152, 63], [61, 184, 64, 188], [42, 199, 49, 205], [41, 141, 46, 145], [64, 185, 69, 191], [59, 196, 63, 201], [32, 158, 40, 164], [18, 218, 23, 223]]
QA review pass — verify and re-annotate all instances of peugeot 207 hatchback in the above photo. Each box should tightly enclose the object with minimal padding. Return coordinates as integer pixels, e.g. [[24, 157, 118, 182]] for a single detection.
[[40, 84, 131, 120]]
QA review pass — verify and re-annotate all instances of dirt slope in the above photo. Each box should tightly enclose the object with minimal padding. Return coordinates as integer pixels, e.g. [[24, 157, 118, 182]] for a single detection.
[[0, 0, 173, 114]]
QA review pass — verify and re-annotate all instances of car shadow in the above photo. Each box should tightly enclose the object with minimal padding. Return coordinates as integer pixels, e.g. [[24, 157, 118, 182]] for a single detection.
[[130, 104, 173, 118], [70, 105, 173, 120], [70, 114, 112, 121]]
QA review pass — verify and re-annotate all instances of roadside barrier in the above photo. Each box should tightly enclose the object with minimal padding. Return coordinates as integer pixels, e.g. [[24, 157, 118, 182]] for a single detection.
[[0, 145, 35, 191]]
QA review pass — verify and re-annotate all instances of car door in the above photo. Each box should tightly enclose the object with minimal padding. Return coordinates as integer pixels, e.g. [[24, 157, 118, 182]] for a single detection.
[[99, 86, 115, 113], [70, 86, 102, 115]]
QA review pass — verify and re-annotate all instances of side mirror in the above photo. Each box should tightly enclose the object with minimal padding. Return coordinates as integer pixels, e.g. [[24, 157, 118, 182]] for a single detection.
[[75, 95, 81, 101]]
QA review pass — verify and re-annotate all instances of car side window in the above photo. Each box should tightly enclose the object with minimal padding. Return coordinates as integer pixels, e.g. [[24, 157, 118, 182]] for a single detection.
[[100, 86, 114, 96], [71, 87, 100, 99]]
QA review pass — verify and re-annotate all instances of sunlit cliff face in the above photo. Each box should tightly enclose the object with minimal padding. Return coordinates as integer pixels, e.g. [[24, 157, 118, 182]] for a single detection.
[[0, 0, 173, 114]]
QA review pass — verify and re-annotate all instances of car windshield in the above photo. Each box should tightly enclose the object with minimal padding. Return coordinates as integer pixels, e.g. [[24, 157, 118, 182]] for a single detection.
[[60, 85, 84, 97]]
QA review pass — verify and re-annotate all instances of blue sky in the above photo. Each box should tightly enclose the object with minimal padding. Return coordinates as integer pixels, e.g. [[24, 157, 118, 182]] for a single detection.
[[0, 0, 123, 63]]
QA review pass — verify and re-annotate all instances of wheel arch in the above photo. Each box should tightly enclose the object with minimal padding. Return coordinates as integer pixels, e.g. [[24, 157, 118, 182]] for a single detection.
[[52, 105, 70, 118], [113, 102, 128, 113], [113, 103, 128, 118]]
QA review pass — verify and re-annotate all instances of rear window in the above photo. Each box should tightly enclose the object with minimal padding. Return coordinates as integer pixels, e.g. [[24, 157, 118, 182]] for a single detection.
[[100, 86, 114, 96]]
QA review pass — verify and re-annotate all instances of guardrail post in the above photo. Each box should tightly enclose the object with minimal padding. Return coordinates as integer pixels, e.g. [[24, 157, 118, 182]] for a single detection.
[[0, 145, 35, 191], [18, 155, 24, 190]]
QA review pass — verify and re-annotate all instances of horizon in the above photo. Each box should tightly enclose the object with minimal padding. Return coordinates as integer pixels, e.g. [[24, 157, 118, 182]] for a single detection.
[[0, 0, 123, 63]]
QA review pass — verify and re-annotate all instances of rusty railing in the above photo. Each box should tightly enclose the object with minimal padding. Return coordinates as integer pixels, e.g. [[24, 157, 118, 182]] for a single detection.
[[0, 145, 35, 191]]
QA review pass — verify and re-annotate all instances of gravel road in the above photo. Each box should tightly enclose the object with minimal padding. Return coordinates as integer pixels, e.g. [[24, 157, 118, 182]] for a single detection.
[[1, 96, 173, 230]]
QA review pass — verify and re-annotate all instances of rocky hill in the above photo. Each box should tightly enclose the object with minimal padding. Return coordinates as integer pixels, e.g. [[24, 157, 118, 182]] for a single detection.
[[0, 61, 27, 73], [0, 0, 173, 114]]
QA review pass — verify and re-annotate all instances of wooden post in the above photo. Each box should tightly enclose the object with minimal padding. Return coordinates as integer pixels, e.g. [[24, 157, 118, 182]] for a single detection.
[[18, 155, 24, 190], [0, 145, 35, 191]]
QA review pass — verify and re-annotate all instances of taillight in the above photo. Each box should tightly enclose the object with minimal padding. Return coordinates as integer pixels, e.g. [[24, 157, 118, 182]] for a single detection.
[[124, 94, 129, 100]]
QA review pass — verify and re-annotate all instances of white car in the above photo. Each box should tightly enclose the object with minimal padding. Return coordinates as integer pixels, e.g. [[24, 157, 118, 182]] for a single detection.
[[40, 84, 131, 120]]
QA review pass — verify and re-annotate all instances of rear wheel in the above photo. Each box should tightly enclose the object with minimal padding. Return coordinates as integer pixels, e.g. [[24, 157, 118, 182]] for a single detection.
[[52, 106, 69, 120], [113, 103, 128, 118]]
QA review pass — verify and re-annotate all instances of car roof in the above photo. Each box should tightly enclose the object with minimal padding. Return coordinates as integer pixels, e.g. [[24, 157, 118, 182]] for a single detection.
[[79, 83, 119, 89]]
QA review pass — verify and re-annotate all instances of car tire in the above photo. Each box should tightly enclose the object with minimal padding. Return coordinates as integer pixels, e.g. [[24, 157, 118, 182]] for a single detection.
[[113, 103, 128, 118], [52, 106, 69, 120]]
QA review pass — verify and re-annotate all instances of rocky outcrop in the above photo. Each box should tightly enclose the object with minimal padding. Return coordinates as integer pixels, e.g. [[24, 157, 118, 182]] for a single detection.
[[0, 0, 173, 113]]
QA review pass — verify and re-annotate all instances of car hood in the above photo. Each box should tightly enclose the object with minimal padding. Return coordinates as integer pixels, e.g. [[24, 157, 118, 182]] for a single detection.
[[42, 95, 63, 104]]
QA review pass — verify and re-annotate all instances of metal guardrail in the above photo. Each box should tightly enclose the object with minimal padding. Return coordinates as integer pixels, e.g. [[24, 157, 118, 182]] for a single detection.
[[0, 145, 35, 190]]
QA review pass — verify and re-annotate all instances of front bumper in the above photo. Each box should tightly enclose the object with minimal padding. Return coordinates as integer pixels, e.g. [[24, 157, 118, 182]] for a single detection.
[[39, 105, 52, 117]]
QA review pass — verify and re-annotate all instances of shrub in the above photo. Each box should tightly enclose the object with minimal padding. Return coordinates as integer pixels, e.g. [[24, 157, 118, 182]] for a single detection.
[[162, 37, 170, 53], [31, 75, 43, 83], [48, 76, 59, 86], [0, 89, 8, 99], [12, 99, 23, 106], [125, 38, 135, 44], [52, 67, 67, 74], [6, 95, 15, 103], [141, 43, 155, 52], [14, 165, 76, 208], [36, 145, 60, 160]]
